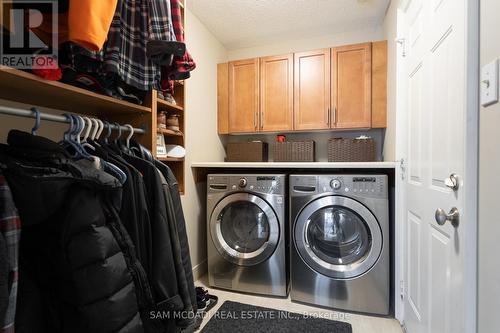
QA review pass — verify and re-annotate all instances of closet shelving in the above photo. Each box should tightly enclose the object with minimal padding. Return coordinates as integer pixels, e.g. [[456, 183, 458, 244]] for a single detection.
[[0, 66, 187, 194], [0, 0, 188, 194], [0, 66, 151, 115], [154, 0, 187, 194]]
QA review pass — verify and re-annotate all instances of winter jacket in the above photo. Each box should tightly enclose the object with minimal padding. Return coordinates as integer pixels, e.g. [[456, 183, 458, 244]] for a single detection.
[[123, 154, 184, 332], [155, 162, 197, 316], [0, 131, 148, 333]]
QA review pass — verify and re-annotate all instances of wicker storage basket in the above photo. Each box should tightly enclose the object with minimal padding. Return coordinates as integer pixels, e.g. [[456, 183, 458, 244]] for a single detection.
[[328, 138, 376, 162], [226, 142, 268, 162], [273, 140, 315, 162]]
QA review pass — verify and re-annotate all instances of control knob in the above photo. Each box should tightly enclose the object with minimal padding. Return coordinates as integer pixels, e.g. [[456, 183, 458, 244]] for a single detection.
[[238, 178, 248, 188], [330, 179, 342, 190]]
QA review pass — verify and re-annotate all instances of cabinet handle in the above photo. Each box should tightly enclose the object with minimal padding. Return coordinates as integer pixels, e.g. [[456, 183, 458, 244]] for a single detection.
[[254, 111, 257, 130], [260, 111, 264, 129], [327, 107, 331, 127], [333, 106, 337, 125]]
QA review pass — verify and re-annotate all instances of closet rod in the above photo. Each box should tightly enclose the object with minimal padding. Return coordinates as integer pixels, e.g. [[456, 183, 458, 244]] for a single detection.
[[0, 105, 146, 134]]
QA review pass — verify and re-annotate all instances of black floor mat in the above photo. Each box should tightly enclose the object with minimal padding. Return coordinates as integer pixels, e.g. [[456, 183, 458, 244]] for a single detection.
[[200, 301, 352, 333]]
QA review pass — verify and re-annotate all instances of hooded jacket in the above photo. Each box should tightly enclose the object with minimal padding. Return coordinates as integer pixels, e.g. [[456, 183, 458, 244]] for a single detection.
[[0, 131, 148, 333]]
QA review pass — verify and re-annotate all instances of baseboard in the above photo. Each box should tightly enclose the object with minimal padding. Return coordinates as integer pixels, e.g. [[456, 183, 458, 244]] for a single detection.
[[192, 259, 207, 281]]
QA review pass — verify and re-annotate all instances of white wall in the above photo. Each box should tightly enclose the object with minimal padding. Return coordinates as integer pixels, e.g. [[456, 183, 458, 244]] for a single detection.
[[227, 26, 383, 60], [182, 9, 227, 278], [478, 1, 500, 332], [382, 1, 398, 162]]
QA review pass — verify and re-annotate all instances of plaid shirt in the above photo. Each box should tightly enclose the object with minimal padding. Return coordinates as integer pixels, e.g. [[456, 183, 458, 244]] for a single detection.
[[0, 172, 21, 333], [73, 0, 176, 91], [161, 0, 196, 94]]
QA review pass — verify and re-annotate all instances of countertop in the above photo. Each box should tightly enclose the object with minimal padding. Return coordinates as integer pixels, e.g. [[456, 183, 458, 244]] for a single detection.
[[191, 162, 397, 169]]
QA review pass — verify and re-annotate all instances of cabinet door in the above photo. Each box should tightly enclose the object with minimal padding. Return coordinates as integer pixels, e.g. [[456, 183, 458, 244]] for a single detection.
[[371, 40, 387, 128], [217, 63, 229, 134], [331, 43, 372, 128], [260, 54, 293, 132], [294, 49, 331, 130], [228, 59, 259, 133]]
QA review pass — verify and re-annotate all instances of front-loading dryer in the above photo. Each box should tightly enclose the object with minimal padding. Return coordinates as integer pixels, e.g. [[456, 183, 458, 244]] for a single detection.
[[207, 174, 288, 297], [290, 175, 390, 315]]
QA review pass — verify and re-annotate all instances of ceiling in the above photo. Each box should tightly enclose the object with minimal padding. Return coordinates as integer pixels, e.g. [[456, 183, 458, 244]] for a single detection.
[[188, 0, 391, 50]]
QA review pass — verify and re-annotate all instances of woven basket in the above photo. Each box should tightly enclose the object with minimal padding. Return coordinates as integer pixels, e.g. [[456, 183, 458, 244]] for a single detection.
[[328, 138, 375, 162], [273, 140, 315, 162], [226, 142, 268, 162]]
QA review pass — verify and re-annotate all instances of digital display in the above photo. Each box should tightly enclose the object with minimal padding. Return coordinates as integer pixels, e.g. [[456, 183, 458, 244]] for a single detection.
[[257, 176, 277, 181], [353, 177, 376, 182]]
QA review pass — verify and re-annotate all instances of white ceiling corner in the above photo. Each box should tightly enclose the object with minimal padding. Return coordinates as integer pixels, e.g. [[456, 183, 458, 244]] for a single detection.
[[188, 0, 391, 50]]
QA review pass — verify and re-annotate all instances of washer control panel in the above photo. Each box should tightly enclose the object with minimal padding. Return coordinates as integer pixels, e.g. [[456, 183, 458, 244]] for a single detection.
[[291, 175, 388, 199], [208, 174, 286, 195]]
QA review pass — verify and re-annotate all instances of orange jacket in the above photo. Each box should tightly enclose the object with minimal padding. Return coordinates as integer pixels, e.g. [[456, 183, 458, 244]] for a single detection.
[[68, 0, 118, 51]]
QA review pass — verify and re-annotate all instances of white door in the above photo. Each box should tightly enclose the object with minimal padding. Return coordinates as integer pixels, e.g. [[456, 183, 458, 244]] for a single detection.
[[400, 0, 478, 333]]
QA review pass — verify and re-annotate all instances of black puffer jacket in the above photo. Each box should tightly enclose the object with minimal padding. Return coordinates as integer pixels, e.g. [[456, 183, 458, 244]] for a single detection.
[[0, 131, 148, 333]]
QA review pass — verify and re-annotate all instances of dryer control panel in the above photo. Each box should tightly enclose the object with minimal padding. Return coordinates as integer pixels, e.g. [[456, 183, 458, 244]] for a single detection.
[[208, 174, 286, 195], [291, 175, 388, 199]]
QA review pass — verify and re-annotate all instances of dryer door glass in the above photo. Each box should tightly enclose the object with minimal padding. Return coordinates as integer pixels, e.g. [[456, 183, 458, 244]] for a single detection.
[[306, 206, 371, 266], [210, 193, 280, 266], [294, 195, 383, 279], [218, 201, 270, 253]]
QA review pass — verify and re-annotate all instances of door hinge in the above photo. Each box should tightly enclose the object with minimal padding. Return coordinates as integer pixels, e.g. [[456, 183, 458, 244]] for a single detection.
[[400, 158, 406, 180], [400, 279, 405, 300], [395, 38, 406, 57]]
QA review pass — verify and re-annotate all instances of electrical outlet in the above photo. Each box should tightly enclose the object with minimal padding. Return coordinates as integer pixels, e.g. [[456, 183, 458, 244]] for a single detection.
[[481, 59, 499, 107]]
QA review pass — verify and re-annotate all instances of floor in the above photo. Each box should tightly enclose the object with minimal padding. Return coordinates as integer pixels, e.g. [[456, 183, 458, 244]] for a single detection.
[[195, 275, 403, 333]]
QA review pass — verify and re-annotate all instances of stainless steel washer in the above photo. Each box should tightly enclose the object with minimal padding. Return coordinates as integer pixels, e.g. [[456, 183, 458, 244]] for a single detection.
[[207, 174, 288, 297], [290, 175, 390, 315]]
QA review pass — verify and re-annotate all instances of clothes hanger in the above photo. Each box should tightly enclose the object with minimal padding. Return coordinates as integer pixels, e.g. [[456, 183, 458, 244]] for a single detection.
[[113, 122, 122, 144], [103, 121, 112, 144], [62, 113, 74, 142], [82, 117, 93, 143], [31, 107, 41, 135], [96, 119, 105, 140], [90, 118, 99, 141], [125, 124, 134, 148], [75, 116, 86, 145], [61, 114, 86, 157]]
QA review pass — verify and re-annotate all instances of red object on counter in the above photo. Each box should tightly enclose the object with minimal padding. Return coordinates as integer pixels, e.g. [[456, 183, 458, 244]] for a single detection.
[[276, 135, 286, 142]]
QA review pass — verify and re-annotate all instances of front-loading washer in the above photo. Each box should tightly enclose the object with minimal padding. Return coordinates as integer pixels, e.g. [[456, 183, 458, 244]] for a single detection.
[[290, 174, 390, 315], [207, 174, 288, 297]]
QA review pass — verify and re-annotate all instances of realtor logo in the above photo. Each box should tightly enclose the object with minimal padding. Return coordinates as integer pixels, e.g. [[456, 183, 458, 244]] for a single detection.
[[0, 0, 58, 69]]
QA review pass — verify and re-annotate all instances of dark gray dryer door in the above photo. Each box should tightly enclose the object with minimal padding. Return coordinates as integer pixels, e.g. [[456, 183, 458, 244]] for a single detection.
[[294, 195, 383, 279], [210, 193, 280, 266]]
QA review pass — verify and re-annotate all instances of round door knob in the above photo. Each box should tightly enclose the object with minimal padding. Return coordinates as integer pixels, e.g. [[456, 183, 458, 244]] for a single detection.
[[238, 178, 248, 188], [435, 207, 460, 227], [330, 179, 342, 190]]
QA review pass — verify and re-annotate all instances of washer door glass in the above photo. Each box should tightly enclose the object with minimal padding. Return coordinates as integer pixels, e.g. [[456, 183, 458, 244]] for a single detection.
[[218, 201, 270, 253], [295, 196, 382, 279], [210, 193, 280, 266], [306, 206, 371, 266]]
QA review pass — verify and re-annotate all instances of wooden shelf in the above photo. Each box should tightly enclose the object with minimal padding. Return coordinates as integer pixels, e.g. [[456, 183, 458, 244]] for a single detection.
[[158, 156, 185, 162], [157, 128, 184, 137], [0, 66, 151, 116], [157, 98, 184, 112]]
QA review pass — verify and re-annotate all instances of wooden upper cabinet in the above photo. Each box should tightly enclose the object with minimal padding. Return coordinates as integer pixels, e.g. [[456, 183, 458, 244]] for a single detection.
[[294, 49, 331, 130], [331, 43, 372, 128], [228, 58, 259, 133], [217, 63, 229, 134], [372, 40, 388, 128], [259, 54, 293, 132]]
